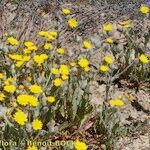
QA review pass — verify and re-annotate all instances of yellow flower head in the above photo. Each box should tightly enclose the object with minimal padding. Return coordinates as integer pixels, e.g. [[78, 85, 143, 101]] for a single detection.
[[103, 23, 113, 31], [4, 77, 14, 85], [0, 93, 5, 102], [4, 85, 16, 93], [70, 62, 76, 67], [24, 41, 34, 47], [29, 84, 43, 94], [109, 99, 124, 107], [26, 76, 32, 82], [99, 65, 109, 72], [83, 40, 93, 49], [13, 110, 27, 125], [27, 45, 38, 51], [9, 54, 23, 61], [12, 101, 17, 107], [32, 119, 43, 130], [56, 48, 65, 54], [105, 38, 113, 44], [38, 31, 49, 37], [18, 85, 25, 90], [54, 78, 63, 87], [49, 31, 58, 37], [84, 66, 90, 72], [47, 35, 55, 41], [62, 8, 71, 15], [104, 56, 113, 64], [74, 140, 88, 150], [62, 75, 69, 80], [44, 43, 53, 50], [139, 54, 149, 64], [47, 96, 56, 103], [26, 145, 38, 150], [51, 67, 59, 75], [33, 54, 48, 66], [78, 58, 89, 68], [140, 4, 149, 14], [68, 18, 78, 28], [120, 20, 132, 28], [59, 65, 69, 75], [7, 37, 19, 46], [15, 61, 25, 67], [28, 96, 39, 107], [0, 73, 4, 79], [17, 95, 29, 106]]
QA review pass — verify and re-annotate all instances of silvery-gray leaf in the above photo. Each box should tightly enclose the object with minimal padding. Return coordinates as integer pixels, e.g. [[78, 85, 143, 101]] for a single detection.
[[0, 106, 7, 116], [34, 109, 40, 117], [26, 123, 32, 132], [0, 45, 9, 53], [91, 36, 101, 48], [76, 35, 82, 42]]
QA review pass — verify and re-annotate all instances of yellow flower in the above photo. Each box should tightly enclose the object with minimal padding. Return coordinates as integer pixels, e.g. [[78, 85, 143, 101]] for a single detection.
[[74, 140, 88, 150], [99, 65, 109, 72], [56, 48, 65, 54], [4, 77, 14, 85], [104, 56, 113, 64], [33, 54, 48, 66], [26, 76, 32, 82], [7, 37, 19, 46], [62, 75, 69, 80], [16, 94, 38, 107], [49, 31, 58, 37], [78, 58, 89, 68], [0, 73, 4, 79], [120, 20, 132, 28], [6, 108, 11, 116], [109, 99, 124, 107], [59, 65, 69, 75], [23, 48, 32, 54], [84, 66, 90, 72], [27, 45, 38, 51], [12, 101, 17, 107], [13, 110, 27, 125], [103, 23, 113, 31], [47, 35, 55, 41], [32, 119, 43, 130], [4, 85, 16, 93], [38, 31, 49, 37], [83, 40, 93, 49], [139, 54, 149, 64], [24, 41, 34, 47], [0, 93, 5, 102], [15, 61, 25, 67], [9, 54, 31, 67], [9, 54, 23, 61], [105, 38, 113, 44], [63, 8, 71, 15], [18, 85, 25, 90], [28, 96, 39, 107], [17, 95, 29, 106], [29, 84, 42, 94], [140, 4, 149, 14], [51, 67, 59, 75], [68, 18, 78, 28], [44, 43, 53, 50], [47, 96, 56, 103], [40, 10, 46, 17], [26, 145, 38, 150], [70, 62, 76, 67], [54, 78, 63, 87]]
